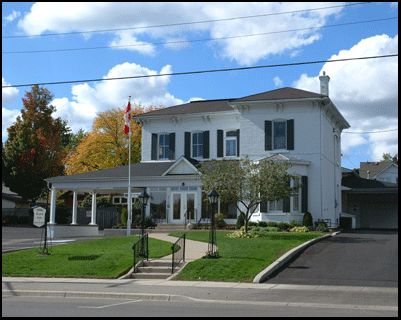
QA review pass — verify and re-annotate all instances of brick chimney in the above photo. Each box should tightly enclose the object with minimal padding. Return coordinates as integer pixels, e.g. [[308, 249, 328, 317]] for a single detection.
[[319, 71, 330, 96]]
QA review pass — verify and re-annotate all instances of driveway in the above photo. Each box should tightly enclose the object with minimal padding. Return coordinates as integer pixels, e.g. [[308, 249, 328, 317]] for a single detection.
[[265, 230, 398, 287], [2, 226, 105, 252]]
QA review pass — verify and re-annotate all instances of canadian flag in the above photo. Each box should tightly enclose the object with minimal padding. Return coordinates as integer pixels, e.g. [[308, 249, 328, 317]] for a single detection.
[[123, 100, 131, 135]]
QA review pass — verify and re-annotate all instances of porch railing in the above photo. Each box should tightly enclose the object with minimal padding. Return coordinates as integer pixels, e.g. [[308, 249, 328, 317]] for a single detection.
[[132, 233, 148, 273], [171, 233, 185, 274]]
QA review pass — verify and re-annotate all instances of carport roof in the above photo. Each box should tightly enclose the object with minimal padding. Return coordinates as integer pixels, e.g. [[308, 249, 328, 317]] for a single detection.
[[342, 175, 398, 190], [45, 161, 176, 183]]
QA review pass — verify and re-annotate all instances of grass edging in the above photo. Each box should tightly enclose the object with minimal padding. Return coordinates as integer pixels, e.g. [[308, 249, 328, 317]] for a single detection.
[[253, 231, 341, 283]]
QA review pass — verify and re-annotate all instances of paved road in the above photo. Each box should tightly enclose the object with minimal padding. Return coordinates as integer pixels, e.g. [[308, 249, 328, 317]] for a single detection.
[[2, 295, 397, 317], [2, 226, 106, 252], [265, 230, 398, 287]]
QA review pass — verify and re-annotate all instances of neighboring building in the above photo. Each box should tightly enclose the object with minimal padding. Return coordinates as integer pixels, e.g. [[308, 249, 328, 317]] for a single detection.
[[359, 156, 398, 185], [341, 168, 398, 229], [46, 72, 350, 234], [2, 183, 31, 209]]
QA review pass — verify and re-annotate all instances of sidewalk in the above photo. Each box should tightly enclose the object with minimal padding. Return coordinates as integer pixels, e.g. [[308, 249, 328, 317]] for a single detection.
[[147, 233, 210, 261]]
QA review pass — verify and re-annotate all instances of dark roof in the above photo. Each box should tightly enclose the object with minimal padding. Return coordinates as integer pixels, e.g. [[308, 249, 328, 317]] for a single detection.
[[233, 87, 326, 102], [135, 87, 326, 118], [342, 176, 398, 189], [359, 161, 398, 179], [135, 99, 234, 118], [46, 161, 176, 183]]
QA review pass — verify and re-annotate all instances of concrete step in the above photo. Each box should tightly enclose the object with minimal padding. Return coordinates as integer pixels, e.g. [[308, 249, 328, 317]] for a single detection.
[[142, 260, 171, 267], [136, 266, 171, 274], [131, 272, 172, 280]]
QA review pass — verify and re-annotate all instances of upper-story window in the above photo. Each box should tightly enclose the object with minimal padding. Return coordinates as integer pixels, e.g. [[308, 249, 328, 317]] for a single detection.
[[265, 119, 294, 151], [192, 132, 203, 158], [274, 121, 287, 150], [225, 130, 237, 157], [158, 133, 170, 159]]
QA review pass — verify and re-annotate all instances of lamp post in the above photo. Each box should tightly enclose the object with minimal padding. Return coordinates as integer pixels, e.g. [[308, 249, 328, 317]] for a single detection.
[[138, 189, 150, 257], [207, 189, 220, 258]]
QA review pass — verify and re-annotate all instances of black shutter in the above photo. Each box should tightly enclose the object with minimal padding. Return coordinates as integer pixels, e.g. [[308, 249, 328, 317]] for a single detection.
[[287, 119, 294, 150], [236, 129, 240, 157], [260, 202, 267, 213], [301, 176, 308, 213], [217, 130, 224, 158], [151, 133, 158, 160], [184, 132, 191, 158], [203, 131, 210, 159], [265, 121, 272, 151], [169, 133, 175, 160], [283, 180, 291, 213]]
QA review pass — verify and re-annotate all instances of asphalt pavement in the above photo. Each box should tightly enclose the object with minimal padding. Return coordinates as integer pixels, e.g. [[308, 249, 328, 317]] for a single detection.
[[265, 229, 398, 287]]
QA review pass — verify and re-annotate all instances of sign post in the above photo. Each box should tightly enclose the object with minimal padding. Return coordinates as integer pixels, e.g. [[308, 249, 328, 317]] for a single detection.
[[33, 206, 49, 255]]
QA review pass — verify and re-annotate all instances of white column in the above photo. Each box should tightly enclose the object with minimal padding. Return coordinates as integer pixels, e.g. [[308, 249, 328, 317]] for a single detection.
[[49, 187, 57, 224], [71, 190, 78, 225], [90, 192, 97, 225]]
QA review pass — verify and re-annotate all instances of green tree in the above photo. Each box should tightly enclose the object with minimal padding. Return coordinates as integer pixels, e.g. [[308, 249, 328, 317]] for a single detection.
[[198, 157, 300, 232], [3, 85, 69, 202], [382, 153, 398, 162]]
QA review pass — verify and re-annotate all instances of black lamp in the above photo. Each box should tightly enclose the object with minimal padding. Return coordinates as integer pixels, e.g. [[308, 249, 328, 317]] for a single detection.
[[138, 189, 150, 206], [207, 189, 220, 205]]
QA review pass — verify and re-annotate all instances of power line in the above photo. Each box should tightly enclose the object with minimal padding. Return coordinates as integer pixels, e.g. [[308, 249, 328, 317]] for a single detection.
[[343, 129, 398, 134], [2, 54, 397, 89], [341, 151, 357, 168], [3, 17, 396, 55], [2, 2, 369, 39]]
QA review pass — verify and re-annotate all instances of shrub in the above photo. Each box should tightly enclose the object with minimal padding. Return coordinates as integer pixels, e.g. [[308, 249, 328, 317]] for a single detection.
[[120, 207, 128, 226], [55, 203, 71, 224], [278, 222, 290, 230], [248, 221, 257, 228], [302, 212, 313, 228], [215, 213, 227, 229], [257, 221, 268, 227], [290, 221, 300, 228], [236, 212, 245, 229], [264, 226, 280, 232], [290, 226, 309, 233], [315, 224, 328, 232], [267, 221, 278, 227], [316, 221, 328, 228]]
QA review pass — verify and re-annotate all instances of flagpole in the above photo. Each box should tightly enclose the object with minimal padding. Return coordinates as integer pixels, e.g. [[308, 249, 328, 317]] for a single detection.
[[127, 96, 132, 236]]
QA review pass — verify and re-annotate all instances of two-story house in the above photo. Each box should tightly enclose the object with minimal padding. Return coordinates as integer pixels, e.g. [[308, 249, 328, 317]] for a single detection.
[[45, 72, 350, 237]]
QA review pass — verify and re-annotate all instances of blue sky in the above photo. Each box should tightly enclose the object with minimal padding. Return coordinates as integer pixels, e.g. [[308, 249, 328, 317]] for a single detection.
[[2, 2, 398, 169]]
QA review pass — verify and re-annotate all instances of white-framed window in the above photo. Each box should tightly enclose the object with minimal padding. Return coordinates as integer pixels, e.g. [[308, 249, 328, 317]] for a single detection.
[[269, 198, 283, 212], [113, 196, 127, 204], [158, 133, 169, 159], [273, 120, 287, 150], [225, 130, 237, 157], [292, 178, 300, 212], [192, 131, 203, 158]]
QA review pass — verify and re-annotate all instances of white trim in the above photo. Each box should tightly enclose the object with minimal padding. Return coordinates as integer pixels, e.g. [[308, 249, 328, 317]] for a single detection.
[[162, 156, 199, 176], [373, 162, 398, 179]]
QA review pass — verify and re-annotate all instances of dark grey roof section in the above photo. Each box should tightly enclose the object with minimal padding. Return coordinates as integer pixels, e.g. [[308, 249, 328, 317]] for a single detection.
[[135, 87, 326, 119], [46, 162, 176, 183], [135, 99, 234, 118], [342, 176, 398, 189], [234, 87, 326, 102]]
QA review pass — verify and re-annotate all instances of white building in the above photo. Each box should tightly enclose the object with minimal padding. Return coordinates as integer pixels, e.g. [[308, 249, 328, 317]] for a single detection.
[[46, 72, 350, 236]]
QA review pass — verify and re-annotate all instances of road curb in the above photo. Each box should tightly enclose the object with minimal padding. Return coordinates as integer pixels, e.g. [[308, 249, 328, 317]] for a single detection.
[[253, 231, 341, 283]]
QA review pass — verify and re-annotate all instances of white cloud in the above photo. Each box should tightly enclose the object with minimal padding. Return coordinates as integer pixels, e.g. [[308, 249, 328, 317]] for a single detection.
[[293, 34, 398, 162], [2, 78, 19, 104], [2, 107, 20, 138], [273, 76, 283, 87], [51, 62, 185, 133], [16, 2, 345, 65], [3, 10, 21, 24]]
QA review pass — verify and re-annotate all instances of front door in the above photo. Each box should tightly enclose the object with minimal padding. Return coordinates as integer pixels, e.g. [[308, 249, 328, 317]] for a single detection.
[[171, 192, 196, 223]]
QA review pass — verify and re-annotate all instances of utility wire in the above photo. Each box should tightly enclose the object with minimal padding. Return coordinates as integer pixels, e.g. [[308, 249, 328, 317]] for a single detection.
[[2, 2, 369, 39], [2, 54, 397, 89], [3, 17, 396, 55], [343, 129, 398, 134]]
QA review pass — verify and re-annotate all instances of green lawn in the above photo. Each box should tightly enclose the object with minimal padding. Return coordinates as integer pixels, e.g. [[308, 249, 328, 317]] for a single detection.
[[2, 235, 175, 279], [169, 231, 324, 282]]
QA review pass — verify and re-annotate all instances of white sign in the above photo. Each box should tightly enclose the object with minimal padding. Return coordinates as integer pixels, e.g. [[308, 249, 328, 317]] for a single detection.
[[33, 207, 46, 227]]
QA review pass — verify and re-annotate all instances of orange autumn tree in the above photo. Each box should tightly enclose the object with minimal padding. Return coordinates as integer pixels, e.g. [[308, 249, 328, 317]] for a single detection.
[[65, 103, 163, 175]]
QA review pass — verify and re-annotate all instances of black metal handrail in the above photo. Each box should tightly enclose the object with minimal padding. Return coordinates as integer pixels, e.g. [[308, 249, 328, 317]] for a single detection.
[[171, 233, 185, 274], [132, 233, 148, 273]]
